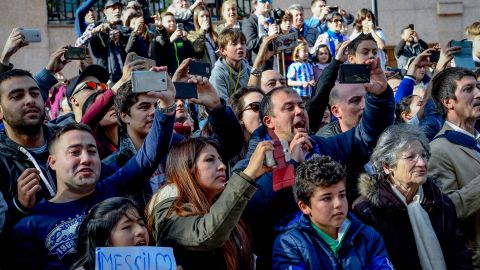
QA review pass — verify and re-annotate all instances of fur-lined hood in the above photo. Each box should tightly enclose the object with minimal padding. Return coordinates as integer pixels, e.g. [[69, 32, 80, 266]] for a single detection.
[[355, 173, 445, 210]]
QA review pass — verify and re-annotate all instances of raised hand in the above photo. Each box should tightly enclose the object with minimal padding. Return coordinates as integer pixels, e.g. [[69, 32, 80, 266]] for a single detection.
[[1, 28, 29, 65], [147, 66, 176, 110], [363, 57, 388, 95], [46, 45, 71, 74], [243, 141, 275, 180]]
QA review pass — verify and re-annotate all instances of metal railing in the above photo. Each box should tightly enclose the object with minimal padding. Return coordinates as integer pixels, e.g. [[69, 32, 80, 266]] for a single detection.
[[47, 0, 171, 24]]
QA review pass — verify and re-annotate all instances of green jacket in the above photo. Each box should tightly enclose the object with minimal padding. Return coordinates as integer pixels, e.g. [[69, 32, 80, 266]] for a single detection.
[[153, 172, 257, 269]]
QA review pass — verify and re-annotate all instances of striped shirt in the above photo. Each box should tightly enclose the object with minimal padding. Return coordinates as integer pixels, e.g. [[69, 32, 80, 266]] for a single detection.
[[287, 61, 315, 97]]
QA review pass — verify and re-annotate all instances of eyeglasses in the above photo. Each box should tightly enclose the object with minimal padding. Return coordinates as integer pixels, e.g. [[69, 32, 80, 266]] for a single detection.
[[258, 0, 272, 3], [399, 152, 429, 163], [71, 81, 107, 97], [331, 19, 343, 24], [241, 102, 260, 113]]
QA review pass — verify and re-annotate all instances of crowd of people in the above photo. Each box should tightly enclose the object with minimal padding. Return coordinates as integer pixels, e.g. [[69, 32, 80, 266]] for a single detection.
[[0, 0, 480, 269]]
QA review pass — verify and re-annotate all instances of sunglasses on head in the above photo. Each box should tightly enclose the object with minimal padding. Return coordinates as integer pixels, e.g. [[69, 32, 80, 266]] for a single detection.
[[72, 81, 107, 97], [241, 102, 260, 113]]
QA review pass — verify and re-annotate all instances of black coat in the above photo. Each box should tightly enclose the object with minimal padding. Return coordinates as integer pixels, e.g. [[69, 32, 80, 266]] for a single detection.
[[353, 175, 473, 270]]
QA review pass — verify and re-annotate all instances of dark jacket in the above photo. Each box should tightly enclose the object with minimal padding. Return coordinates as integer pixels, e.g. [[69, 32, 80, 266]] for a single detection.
[[394, 39, 428, 69], [272, 213, 393, 270], [353, 174, 473, 270], [126, 31, 150, 58], [242, 14, 261, 66], [149, 26, 194, 75], [307, 59, 342, 133], [316, 120, 341, 138], [88, 23, 129, 83], [0, 125, 58, 227], [232, 85, 395, 269]]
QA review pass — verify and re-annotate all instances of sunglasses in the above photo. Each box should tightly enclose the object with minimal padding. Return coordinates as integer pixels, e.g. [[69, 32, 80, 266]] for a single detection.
[[71, 81, 107, 97], [241, 102, 260, 114], [258, 0, 272, 3]]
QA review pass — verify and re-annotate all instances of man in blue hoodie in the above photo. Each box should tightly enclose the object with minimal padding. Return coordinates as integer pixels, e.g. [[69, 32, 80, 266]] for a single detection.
[[11, 67, 176, 270]]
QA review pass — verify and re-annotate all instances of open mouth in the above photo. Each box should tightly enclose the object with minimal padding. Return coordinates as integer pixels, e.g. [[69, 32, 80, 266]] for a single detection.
[[135, 240, 147, 246], [294, 120, 306, 129]]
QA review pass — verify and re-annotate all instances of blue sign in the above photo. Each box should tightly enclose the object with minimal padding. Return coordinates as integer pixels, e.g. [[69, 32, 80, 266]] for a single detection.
[[95, 246, 176, 270]]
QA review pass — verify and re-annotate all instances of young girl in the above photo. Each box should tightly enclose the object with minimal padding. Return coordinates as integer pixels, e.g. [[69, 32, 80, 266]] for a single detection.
[[71, 197, 149, 270], [313, 44, 332, 82], [287, 41, 316, 99]]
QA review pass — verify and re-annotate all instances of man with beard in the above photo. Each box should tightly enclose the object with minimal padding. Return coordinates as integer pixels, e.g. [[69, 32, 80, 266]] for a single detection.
[[428, 67, 480, 268], [233, 55, 394, 269], [0, 70, 58, 268], [88, 0, 130, 83]]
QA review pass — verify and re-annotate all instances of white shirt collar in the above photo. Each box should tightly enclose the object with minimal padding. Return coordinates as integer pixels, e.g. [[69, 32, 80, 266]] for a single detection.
[[445, 121, 480, 140]]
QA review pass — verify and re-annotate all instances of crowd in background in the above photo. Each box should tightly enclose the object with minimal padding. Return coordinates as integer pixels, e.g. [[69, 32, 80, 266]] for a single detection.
[[0, 0, 479, 269]]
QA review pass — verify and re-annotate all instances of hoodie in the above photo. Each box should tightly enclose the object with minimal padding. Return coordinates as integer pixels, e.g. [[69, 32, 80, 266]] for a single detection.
[[209, 57, 251, 100]]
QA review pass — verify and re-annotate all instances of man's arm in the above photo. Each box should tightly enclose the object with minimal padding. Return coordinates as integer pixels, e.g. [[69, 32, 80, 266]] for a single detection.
[[307, 41, 349, 133], [74, 0, 98, 37], [394, 40, 406, 59]]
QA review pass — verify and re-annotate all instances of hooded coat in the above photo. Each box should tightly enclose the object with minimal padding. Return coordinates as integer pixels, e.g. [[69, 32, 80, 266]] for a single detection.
[[352, 174, 473, 270]]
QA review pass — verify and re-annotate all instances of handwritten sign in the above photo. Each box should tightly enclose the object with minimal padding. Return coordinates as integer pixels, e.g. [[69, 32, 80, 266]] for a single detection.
[[95, 246, 176, 270]]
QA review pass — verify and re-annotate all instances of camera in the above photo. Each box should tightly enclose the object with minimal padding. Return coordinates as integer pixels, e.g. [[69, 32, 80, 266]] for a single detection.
[[109, 24, 130, 38], [269, 8, 285, 25]]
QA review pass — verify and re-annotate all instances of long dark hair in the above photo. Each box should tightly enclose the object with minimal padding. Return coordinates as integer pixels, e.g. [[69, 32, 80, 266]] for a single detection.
[[155, 137, 254, 269], [71, 197, 147, 270]]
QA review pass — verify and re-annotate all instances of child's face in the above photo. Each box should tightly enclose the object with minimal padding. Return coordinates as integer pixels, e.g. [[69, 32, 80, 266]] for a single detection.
[[297, 46, 309, 61], [162, 15, 177, 34], [299, 181, 348, 236], [109, 208, 149, 246], [221, 39, 246, 62], [316, 47, 330, 64], [348, 40, 378, 64]]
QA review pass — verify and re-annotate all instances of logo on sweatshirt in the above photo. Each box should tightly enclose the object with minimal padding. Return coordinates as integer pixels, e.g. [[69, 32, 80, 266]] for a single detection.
[[46, 214, 86, 259]]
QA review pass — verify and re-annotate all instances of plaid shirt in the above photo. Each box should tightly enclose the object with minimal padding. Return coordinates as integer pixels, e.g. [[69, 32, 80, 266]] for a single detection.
[[287, 61, 315, 97]]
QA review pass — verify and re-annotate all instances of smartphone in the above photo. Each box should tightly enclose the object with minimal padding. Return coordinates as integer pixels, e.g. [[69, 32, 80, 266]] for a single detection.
[[429, 50, 440, 63], [18, 28, 42, 43], [408, 24, 414, 30], [451, 40, 475, 70], [174, 82, 197, 99], [176, 23, 184, 31], [329, 6, 339, 12], [188, 60, 211, 77], [265, 140, 290, 167], [131, 70, 167, 93], [339, 64, 370, 84], [131, 55, 155, 70], [64, 47, 86, 60]]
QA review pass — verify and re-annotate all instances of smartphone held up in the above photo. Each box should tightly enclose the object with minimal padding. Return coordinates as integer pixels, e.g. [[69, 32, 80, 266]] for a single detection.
[[131, 70, 168, 93]]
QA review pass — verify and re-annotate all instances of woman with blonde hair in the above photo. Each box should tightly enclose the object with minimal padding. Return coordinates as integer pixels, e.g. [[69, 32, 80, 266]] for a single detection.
[[215, 0, 241, 35], [147, 137, 273, 269]]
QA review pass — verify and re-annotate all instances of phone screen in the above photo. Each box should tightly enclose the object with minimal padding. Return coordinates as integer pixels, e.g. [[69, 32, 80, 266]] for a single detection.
[[188, 61, 211, 77], [339, 64, 370, 84], [174, 82, 197, 99], [451, 40, 475, 70], [65, 47, 86, 60]]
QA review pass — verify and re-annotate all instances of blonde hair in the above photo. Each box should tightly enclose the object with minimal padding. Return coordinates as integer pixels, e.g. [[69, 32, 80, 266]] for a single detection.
[[293, 41, 309, 62], [465, 22, 480, 40]]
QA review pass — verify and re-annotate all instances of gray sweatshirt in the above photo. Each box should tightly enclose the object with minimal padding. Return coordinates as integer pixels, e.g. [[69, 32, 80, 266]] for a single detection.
[[209, 57, 251, 100]]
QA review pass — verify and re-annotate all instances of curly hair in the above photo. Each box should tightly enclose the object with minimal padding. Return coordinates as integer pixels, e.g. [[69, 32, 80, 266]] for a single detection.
[[294, 155, 347, 205]]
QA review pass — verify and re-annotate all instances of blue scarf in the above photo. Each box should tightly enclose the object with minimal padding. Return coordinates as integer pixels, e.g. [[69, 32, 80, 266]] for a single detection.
[[326, 29, 345, 57]]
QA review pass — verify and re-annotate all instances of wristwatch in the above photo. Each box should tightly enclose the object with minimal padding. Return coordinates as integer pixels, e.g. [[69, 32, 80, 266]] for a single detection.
[[251, 67, 262, 77], [158, 102, 176, 114]]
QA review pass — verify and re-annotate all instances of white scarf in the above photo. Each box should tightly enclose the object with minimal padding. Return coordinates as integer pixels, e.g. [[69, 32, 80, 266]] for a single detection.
[[391, 185, 447, 270]]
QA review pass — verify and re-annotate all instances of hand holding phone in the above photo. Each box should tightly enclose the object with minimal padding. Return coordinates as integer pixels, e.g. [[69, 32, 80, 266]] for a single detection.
[[18, 28, 41, 43], [450, 40, 475, 70]]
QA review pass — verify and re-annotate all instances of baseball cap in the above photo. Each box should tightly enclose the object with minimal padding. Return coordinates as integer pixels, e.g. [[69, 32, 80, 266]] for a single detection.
[[66, 65, 109, 104], [104, 0, 124, 8]]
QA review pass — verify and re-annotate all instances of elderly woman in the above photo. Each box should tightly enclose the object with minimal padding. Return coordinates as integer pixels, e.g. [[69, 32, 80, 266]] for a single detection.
[[353, 124, 473, 270]]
